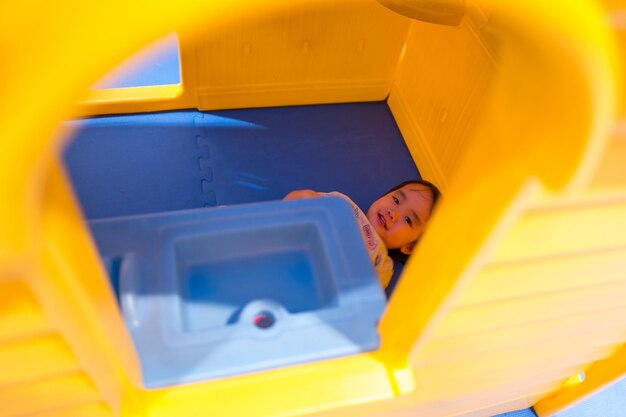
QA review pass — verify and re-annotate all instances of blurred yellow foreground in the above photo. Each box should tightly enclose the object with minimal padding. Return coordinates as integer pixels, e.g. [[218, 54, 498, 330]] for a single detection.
[[1, 1, 625, 416]]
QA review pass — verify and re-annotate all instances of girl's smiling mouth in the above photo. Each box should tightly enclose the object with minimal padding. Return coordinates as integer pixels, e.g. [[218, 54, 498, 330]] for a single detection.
[[377, 212, 388, 230]]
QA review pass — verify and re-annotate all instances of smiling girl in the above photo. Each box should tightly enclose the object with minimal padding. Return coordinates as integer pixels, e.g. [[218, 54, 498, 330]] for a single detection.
[[284, 180, 440, 288]]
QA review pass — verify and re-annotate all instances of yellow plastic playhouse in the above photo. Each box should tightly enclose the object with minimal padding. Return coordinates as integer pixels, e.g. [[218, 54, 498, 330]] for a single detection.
[[1, 0, 626, 416]]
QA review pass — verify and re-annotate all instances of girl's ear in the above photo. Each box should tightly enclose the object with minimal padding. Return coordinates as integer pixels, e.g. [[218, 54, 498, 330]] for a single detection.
[[400, 243, 415, 255]]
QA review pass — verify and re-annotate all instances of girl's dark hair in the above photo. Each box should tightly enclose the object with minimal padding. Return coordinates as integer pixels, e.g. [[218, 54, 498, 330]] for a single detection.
[[385, 179, 441, 216]]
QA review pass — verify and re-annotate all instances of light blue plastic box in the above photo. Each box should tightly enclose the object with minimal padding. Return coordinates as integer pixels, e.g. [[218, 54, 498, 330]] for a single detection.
[[89, 197, 386, 388]]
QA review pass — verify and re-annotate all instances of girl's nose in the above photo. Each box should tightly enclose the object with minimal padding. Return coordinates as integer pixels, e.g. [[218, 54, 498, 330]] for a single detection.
[[387, 209, 397, 222]]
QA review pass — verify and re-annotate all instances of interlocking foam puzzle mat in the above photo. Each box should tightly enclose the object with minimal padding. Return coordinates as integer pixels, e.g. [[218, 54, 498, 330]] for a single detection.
[[64, 102, 420, 219]]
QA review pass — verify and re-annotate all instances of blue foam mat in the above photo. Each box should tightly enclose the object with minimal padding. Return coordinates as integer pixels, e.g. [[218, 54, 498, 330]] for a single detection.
[[495, 409, 537, 417], [64, 102, 421, 220]]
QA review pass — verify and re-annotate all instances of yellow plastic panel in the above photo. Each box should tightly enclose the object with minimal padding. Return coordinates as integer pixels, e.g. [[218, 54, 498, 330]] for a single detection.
[[424, 386, 547, 417], [534, 343, 626, 416], [459, 396, 545, 417], [324, 388, 547, 417], [145, 354, 394, 417], [312, 365, 564, 417], [0, 279, 48, 343], [600, 0, 626, 9], [434, 281, 626, 338], [194, 0, 411, 110], [0, 372, 99, 417], [457, 248, 626, 306], [379, 0, 623, 416], [33, 402, 114, 417], [0, 335, 78, 386], [589, 124, 626, 189], [490, 200, 626, 264], [388, 14, 496, 191], [375, 0, 466, 26], [418, 336, 616, 391], [417, 345, 618, 399], [33, 162, 143, 416], [82, 85, 183, 106], [420, 305, 626, 365], [602, 0, 626, 118], [587, 1, 626, 191]]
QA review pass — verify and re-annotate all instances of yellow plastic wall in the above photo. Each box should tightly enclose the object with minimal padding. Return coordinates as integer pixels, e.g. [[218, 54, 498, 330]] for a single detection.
[[379, 1, 626, 416], [388, 1, 497, 193], [1, 1, 625, 417], [79, 1, 412, 115]]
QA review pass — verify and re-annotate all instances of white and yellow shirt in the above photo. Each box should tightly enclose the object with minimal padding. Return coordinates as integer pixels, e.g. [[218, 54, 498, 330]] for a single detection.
[[324, 192, 394, 288]]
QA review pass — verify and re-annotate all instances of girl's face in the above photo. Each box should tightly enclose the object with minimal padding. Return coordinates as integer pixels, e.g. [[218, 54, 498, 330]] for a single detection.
[[366, 183, 435, 253]]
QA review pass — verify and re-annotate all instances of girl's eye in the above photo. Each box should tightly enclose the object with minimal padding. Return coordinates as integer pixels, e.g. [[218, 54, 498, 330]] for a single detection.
[[405, 216, 413, 227], [393, 196, 399, 205]]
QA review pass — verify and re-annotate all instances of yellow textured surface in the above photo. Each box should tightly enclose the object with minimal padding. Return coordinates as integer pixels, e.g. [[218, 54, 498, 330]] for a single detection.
[[193, 1, 411, 110], [590, 127, 626, 189], [145, 354, 394, 417], [379, 0, 625, 415], [535, 344, 626, 416], [0, 280, 48, 343], [490, 200, 626, 263], [388, 13, 496, 192], [33, 402, 114, 417], [0, 373, 100, 417], [1, 0, 625, 417], [0, 335, 78, 386]]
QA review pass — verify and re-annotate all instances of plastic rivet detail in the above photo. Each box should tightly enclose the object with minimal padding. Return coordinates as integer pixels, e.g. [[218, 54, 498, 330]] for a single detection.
[[253, 311, 276, 329]]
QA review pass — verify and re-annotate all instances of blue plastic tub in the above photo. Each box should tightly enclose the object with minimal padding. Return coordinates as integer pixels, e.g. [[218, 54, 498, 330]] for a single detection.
[[90, 197, 386, 388]]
